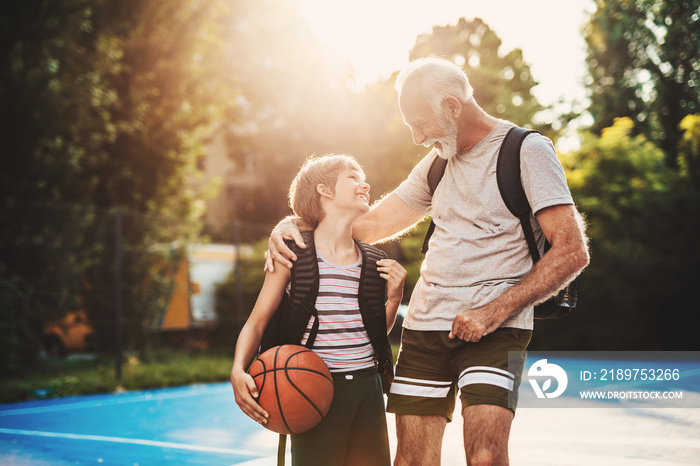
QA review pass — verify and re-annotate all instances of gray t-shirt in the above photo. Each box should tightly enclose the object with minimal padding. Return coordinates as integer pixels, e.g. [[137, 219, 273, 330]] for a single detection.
[[394, 120, 573, 331]]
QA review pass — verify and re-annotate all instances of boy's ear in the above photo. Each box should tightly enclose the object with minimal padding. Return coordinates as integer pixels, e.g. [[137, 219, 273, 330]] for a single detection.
[[316, 183, 333, 199]]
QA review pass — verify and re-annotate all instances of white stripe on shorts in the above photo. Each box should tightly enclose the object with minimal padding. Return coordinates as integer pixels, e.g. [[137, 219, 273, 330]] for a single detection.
[[457, 366, 515, 391], [389, 376, 452, 398]]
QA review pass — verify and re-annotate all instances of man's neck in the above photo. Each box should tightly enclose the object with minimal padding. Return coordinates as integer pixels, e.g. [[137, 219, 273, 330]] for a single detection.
[[458, 101, 500, 152]]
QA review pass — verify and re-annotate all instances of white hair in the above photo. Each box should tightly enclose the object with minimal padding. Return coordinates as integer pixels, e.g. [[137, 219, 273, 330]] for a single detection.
[[394, 57, 474, 114]]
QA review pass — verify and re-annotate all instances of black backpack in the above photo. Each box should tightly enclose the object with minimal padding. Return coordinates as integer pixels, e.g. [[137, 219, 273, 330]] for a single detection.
[[259, 230, 396, 466], [421, 126, 579, 319], [259, 230, 394, 388]]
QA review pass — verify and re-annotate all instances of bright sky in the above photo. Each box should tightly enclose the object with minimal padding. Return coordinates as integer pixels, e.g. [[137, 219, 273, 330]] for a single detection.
[[299, 0, 596, 108]]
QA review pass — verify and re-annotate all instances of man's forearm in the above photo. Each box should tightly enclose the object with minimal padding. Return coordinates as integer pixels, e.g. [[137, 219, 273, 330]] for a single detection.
[[491, 238, 589, 322], [489, 204, 590, 321], [278, 215, 312, 232], [352, 194, 426, 244]]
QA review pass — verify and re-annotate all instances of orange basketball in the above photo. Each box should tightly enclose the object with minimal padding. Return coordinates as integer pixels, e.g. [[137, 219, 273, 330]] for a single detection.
[[248, 345, 334, 435]]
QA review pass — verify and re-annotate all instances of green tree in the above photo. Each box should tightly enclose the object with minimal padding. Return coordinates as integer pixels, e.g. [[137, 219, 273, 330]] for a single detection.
[[78, 1, 232, 351], [211, 0, 360, 235], [531, 117, 700, 351], [584, 0, 700, 165], [1, 0, 233, 368], [212, 13, 557, 240], [1, 1, 121, 369], [408, 17, 552, 138], [678, 114, 700, 183]]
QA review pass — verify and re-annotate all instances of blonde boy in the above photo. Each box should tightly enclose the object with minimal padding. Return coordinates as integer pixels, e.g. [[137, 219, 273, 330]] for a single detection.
[[231, 154, 406, 465]]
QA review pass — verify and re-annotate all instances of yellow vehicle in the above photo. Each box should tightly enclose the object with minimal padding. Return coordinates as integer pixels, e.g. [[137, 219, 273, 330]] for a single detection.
[[43, 310, 93, 357], [42, 244, 235, 356]]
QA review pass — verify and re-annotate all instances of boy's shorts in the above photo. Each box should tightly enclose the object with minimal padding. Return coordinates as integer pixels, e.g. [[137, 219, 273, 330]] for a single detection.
[[386, 327, 532, 421], [292, 371, 390, 466]]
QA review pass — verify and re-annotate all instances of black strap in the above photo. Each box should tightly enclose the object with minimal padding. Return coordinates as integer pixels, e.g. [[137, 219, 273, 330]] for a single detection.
[[421, 155, 448, 254], [427, 155, 448, 192], [304, 314, 320, 348], [496, 127, 540, 262], [290, 231, 320, 346]]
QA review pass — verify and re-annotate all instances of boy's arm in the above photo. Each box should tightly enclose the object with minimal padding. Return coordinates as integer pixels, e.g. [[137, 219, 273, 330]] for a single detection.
[[377, 258, 407, 332], [230, 263, 290, 425]]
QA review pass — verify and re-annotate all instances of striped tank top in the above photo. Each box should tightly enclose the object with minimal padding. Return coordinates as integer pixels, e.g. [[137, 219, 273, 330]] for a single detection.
[[299, 248, 376, 373]]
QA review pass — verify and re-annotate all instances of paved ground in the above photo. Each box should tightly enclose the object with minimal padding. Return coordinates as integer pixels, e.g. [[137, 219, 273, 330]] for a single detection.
[[1, 380, 699, 465]]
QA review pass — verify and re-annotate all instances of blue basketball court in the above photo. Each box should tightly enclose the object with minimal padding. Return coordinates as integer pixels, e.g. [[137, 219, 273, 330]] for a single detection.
[[0, 383, 279, 465], [2, 356, 700, 465]]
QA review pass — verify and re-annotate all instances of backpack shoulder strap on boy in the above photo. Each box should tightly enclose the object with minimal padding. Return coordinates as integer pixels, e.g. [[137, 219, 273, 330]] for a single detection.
[[260, 231, 394, 356], [259, 230, 320, 353], [355, 240, 395, 393]]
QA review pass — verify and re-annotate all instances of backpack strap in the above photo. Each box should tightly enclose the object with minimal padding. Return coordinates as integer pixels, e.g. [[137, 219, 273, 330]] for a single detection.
[[259, 231, 319, 353], [277, 433, 287, 466], [496, 127, 541, 263], [357, 241, 388, 323], [290, 231, 320, 346], [421, 154, 448, 254], [356, 241, 394, 393]]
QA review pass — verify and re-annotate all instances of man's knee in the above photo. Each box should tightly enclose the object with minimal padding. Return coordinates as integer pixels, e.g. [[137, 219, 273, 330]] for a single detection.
[[395, 414, 446, 465], [463, 405, 512, 466], [466, 447, 508, 466]]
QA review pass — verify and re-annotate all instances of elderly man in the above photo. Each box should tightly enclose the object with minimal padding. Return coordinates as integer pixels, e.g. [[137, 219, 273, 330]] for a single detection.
[[266, 57, 589, 465]]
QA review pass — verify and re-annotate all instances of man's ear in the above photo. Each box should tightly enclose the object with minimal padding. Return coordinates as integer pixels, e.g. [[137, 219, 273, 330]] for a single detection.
[[443, 96, 462, 118], [317, 184, 333, 198]]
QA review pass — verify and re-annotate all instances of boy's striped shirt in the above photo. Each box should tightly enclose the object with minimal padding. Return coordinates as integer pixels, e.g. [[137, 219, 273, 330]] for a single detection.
[[299, 248, 376, 373]]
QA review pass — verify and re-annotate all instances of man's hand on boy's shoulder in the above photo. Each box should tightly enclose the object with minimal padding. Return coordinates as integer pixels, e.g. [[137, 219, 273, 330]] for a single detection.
[[264, 216, 310, 272]]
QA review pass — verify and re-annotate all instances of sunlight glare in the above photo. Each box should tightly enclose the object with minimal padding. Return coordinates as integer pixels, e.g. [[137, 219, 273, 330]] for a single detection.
[[298, 0, 429, 84], [298, 0, 594, 107]]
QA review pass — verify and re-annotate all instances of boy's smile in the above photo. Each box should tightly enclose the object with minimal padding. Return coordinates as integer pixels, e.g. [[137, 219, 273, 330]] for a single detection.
[[333, 167, 370, 211]]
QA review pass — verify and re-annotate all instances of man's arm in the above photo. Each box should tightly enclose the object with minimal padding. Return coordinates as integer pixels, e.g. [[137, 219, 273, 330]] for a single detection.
[[449, 204, 590, 341], [266, 193, 425, 271], [352, 193, 426, 244], [264, 216, 312, 271]]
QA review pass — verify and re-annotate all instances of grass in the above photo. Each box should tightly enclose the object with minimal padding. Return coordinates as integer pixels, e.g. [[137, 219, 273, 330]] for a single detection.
[[0, 350, 234, 404], [1, 344, 402, 404]]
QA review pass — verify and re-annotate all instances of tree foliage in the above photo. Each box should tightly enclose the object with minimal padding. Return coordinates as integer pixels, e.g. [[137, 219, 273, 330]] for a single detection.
[[549, 0, 700, 351], [215, 15, 560, 240], [408, 18, 553, 138], [531, 117, 700, 351], [210, 0, 361, 232], [1, 0, 233, 368], [584, 0, 700, 164]]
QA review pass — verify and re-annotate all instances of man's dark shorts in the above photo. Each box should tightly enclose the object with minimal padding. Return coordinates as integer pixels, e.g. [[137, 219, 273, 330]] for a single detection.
[[386, 327, 532, 421]]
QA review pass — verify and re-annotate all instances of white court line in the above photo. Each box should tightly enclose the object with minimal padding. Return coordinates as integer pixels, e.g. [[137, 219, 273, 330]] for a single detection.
[[0, 383, 231, 417], [0, 428, 263, 458]]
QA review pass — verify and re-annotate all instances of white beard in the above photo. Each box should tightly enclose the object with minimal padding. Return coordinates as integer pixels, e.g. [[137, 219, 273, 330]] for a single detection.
[[424, 111, 459, 160]]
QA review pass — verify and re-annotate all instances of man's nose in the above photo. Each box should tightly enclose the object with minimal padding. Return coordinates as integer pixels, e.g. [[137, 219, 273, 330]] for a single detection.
[[411, 127, 426, 146]]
